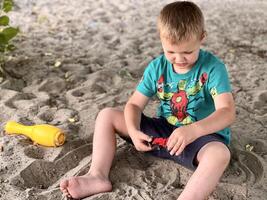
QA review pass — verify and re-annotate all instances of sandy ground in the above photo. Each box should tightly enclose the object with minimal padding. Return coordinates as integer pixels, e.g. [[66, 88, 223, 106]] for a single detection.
[[0, 0, 266, 199]]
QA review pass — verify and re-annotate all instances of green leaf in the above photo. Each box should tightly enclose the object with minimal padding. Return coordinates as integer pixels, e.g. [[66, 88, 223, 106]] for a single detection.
[[0, 33, 7, 44], [0, 16, 9, 26], [1, 27, 19, 41], [2, 0, 13, 13]]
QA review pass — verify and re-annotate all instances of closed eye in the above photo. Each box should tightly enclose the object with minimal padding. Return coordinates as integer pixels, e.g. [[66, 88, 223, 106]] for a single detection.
[[184, 51, 193, 54]]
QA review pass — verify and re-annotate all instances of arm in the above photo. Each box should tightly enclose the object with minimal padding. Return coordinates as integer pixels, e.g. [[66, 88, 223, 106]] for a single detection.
[[124, 90, 153, 151], [167, 92, 236, 156], [190, 92, 236, 137]]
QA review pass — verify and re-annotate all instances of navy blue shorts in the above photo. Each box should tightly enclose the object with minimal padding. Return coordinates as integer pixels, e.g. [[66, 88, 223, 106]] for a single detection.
[[122, 114, 228, 171]]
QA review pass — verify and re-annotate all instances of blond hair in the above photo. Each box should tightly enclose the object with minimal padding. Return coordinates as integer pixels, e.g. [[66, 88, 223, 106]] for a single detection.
[[157, 1, 205, 43]]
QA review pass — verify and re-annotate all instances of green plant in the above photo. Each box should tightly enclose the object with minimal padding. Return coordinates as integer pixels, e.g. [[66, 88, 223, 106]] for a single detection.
[[0, 0, 19, 78]]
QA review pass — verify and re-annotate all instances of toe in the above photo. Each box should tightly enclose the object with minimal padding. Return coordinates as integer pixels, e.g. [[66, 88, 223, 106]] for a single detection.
[[60, 180, 73, 198], [60, 179, 69, 189]]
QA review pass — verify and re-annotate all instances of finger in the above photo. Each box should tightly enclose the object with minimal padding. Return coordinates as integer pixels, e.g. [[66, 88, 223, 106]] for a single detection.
[[140, 133, 153, 143], [134, 139, 152, 151], [166, 135, 172, 147], [167, 137, 177, 151], [175, 142, 186, 156], [139, 142, 153, 151], [170, 139, 182, 156], [143, 145, 153, 151]]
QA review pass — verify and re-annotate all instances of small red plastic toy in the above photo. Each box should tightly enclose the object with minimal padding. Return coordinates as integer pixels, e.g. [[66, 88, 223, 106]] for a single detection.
[[151, 137, 168, 148]]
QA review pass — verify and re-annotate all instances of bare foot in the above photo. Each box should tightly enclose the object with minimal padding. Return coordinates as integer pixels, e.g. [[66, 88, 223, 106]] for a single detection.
[[60, 173, 112, 199]]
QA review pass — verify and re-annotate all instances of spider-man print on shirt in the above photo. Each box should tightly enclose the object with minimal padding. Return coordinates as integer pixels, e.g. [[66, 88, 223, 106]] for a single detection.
[[156, 72, 208, 125]]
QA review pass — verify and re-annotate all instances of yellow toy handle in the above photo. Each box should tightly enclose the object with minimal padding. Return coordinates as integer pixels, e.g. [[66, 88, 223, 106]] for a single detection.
[[5, 121, 65, 147]]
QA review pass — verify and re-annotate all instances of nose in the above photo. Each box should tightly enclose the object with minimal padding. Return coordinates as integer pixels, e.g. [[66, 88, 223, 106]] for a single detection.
[[174, 54, 185, 63]]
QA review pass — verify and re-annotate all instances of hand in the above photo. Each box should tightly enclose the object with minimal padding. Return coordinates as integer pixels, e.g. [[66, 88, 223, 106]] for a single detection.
[[129, 129, 153, 152], [167, 126, 197, 156]]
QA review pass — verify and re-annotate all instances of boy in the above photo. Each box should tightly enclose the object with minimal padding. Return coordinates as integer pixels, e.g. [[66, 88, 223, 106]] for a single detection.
[[60, 1, 236, 200]]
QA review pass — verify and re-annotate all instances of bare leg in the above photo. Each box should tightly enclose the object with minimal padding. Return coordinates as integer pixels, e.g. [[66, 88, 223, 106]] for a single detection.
[[60, 108, 128, 199], [178, 142, 231, 200]]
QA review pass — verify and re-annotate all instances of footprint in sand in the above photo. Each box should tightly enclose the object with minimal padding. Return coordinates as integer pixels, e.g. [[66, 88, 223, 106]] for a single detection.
[[38, 77, 66, 95], [245, 139, 267, 158], [37, 107, 76, 125], [230, 146, 265, 185], [252, 90, 267, 115], [219, 139, 266, 199], [110, 144, 182, 200], [71, 89, 85, 97], [146, 160, 181, 190], [4, 92, 37, 109], [66, 69, 123, 106], [9, 141, 91, 190], [238, 150, 264, 184], [38, 108, 55, 122], [61, 63, 93, 84], [24, 146, 45, 159]]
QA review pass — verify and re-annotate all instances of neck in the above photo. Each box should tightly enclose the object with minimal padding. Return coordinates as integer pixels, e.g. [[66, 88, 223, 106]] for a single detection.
[[173, 64, 194, 74]]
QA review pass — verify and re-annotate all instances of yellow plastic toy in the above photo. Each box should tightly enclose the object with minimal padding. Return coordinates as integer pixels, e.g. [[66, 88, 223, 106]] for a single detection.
[[4, 121, 65, 147]]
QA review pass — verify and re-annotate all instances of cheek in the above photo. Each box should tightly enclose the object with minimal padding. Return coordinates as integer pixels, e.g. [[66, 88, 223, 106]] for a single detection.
[[186, 53, 198, 63], [165, 53, 174, 62]]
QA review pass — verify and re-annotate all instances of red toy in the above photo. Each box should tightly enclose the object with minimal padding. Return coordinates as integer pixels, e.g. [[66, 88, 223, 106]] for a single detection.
[[151, 137, 169, 148]]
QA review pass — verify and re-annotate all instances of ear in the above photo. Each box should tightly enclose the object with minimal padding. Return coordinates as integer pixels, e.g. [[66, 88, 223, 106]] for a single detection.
[[200, 31, 207, 44]]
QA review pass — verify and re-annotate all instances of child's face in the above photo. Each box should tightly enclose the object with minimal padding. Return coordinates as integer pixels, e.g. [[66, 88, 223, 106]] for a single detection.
[[161, 35, 205, 73]]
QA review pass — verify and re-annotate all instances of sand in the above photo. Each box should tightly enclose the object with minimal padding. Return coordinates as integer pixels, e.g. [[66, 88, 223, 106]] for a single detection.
[[0, 0, 266, 199]]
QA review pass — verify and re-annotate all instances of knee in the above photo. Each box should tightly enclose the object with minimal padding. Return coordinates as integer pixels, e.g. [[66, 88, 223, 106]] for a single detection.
[[198, 142, 231, 166], [96, 107, 119, 123], [96, 107, 126, 135], [216, 144, 231, 166]]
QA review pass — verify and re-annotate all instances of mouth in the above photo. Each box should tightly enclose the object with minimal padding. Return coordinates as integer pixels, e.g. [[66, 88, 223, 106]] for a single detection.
[[174, 63, 188, 67]]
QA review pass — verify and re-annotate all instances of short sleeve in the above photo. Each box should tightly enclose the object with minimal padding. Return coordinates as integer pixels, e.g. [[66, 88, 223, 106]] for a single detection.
[[208, 63, 232, 98], [136, 62, 157, 97]]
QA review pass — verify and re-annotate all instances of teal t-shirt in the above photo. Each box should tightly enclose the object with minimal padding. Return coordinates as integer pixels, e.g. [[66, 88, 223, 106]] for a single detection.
[[137, 49, 232, 144]]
